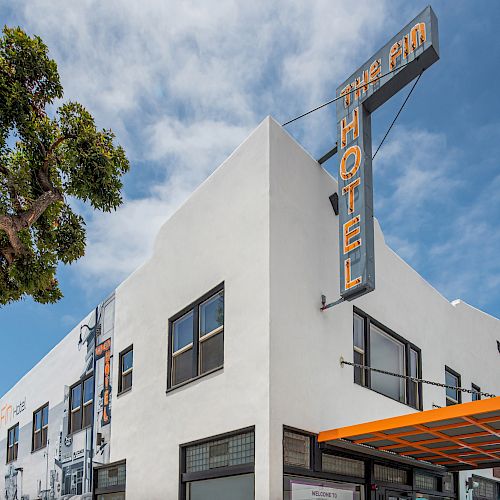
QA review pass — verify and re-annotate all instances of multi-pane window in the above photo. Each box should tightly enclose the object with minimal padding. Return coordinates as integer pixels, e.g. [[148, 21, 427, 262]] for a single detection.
[[6, 424, 19, 463], [32, 403, 48, 451], [70, 376, 94, 433], [283, 431, 311, 469], [353, 314, 365, 385], [353, 310, 422, 409], [472, 383, 481, 401], [445, 367, 461, 406], [182, 429, 254, 500], [322, 454, 365, 478], [169, 284, 224, 388], [119, 346, 133, 393], [374, 464, 408, 484]]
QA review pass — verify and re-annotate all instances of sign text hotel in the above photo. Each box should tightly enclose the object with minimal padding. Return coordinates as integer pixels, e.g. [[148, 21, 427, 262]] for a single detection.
[[337, 6, 439, 300]]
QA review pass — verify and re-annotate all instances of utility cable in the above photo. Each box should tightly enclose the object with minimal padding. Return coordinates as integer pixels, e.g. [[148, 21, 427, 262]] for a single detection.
[[340, 358, 496, 398], [372, 71, 422, 160], [281, 59, 417, 127]]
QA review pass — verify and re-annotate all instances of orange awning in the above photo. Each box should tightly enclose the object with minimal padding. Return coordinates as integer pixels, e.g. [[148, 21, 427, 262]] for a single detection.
[[318, 396, 500, 470]]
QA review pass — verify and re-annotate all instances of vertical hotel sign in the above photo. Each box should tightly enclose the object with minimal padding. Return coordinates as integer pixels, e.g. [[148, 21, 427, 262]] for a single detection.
[[95, 338, 111, 426], [337, 6, 439, 300]]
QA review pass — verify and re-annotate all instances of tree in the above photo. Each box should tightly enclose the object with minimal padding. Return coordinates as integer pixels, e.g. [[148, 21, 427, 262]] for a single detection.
[[0, 26, 129, 305]]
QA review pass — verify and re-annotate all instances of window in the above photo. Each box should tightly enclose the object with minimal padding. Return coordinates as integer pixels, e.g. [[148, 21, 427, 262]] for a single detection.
[[181, 428, 254, 500], [322, 454, 365, 478], [32, 403, 48, 451], [445, 366, 461, 406], [69, 375, 94, 433], [353, 310, 422, 409], [118, 345, 133, 394], [283, 431, 311, 469], [472, 383, 481, 401], [168, 284, 224, 389], [415, 473, 438, 491], [374, 464, 408, 484], [6, 424, 19, 463], [94, 461, 126, 499], [472, 475, 498, 500]]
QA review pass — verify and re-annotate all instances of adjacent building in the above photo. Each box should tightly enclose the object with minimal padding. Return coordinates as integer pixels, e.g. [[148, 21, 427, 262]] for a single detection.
[[1, 117, 499, 500]]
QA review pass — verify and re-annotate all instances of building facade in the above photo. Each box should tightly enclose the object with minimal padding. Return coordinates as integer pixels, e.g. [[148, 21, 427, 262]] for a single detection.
[[1, 117, 499, 500]]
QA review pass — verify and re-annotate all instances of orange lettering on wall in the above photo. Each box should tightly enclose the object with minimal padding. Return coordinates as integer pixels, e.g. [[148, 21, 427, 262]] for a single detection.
[[343, 216, 362, 254]]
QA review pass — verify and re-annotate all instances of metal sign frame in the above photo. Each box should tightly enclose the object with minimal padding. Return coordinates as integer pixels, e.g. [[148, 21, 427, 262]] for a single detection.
[[336, 6, 439, 301]]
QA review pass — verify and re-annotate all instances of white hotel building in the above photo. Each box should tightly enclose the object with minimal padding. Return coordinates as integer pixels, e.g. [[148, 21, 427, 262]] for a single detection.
[[1, 117, 499, 500]]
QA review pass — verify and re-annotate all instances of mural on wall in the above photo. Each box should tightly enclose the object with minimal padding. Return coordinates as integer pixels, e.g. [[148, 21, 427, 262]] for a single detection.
[[1, 296, 115, 500], [4, 465, 17, 500]]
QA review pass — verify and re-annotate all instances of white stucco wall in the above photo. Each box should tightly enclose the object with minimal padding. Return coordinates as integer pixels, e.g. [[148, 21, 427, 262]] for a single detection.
[[0, 312, 94, 498], [109, 117, 273, 499], [267, 118, 500, 498]]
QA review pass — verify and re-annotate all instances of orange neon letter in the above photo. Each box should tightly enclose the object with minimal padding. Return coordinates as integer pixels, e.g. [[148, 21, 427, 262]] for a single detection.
[[369, 59, 381, 83], [340, 145, 361, 180], [355, 70, 369, 99], [403, 34, 410, 58], [342, 177, 361, 214], [410, 22, 426, 51], [345, 258, 362, 290], [343, 216, 361, 254], [389, 41, 402, 70], [341, 107, 359, 148], [340, 84, 351, 108]]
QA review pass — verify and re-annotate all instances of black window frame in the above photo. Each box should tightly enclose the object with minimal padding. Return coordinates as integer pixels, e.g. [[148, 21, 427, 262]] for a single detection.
[[167, 282, 224, 391], [6, 423, 19, 463], [32, 402, 49, 452], [93, 459, 126, 497], [472, 383, 481, 402], [68, 374, 94, 434], [118, 344, 134, 395], [353, 308, 423, 410], [445, 366, 462, 406], [282, 425, 456, 500], [179, 426, 255, 500]]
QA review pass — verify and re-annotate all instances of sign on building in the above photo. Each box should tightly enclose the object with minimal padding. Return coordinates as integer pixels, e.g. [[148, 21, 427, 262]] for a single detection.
[[337, 6, 439, 300], [291, 481, 357, 500]]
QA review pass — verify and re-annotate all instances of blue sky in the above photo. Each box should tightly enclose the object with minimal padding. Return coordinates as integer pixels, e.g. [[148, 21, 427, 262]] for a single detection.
[[1, 0, 500, 396]]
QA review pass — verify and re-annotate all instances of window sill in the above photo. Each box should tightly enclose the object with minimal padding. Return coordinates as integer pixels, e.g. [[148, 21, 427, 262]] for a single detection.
[[117, 386, 132, 398], [68, 424, 92, 437], [31, 445, 47, 454], [166, 365, 223, 394]]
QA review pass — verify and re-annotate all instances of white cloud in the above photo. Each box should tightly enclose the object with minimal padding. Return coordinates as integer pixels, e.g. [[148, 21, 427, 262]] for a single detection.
[[375, 123, 500, 310], [10, 0, 409, 290]]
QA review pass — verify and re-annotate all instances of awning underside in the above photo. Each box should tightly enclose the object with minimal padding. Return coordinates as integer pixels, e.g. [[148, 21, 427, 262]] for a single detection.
[[318, 397, 500, 469]]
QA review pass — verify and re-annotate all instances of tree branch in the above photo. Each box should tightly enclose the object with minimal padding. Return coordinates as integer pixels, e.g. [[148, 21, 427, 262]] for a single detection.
[[0, 190, 63, 262], [20, 190, 63, 227], [38, 135, 73, 192], [0, 165, 23, 211]]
